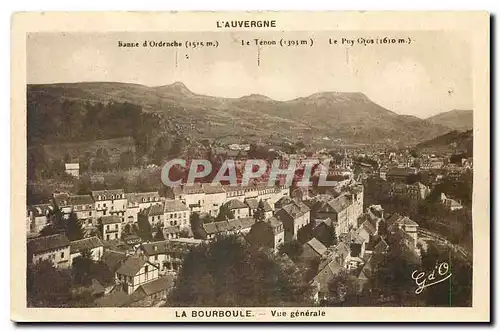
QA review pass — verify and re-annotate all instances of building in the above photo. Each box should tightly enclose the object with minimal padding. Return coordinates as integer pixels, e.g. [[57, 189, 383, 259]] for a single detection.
[[226, 199, 250, 219], [311, 259, 344, 303], [91, 189, 127, 221], [115, 256, 159, 294], [52, 192, 74, 219], [197, 217, 255, 240], [138, 239, 202, 274], [27, 233, 71, 268], [138, 203, 165, 229], [170, 183, 290, 216], [127, 276, 175, 306], [389, 182, 430, 201], [125, 192, 161, 224], [245, 198, 273, 219], [27, 204, 53, 233], [99, 215, 122, 241], [52, 193, 96, 226], [387, 214, 419, 249], [319, 193, 362, 235], [69, 236, 104, 264], [386, 167, 415, 184], [440, 193, 464, 211], [171, 184, 205, 214], [246, 216, 284, 250], [68, 195, 95, 227], [275, 199, 311, 242], [101, 249, 127, 275], [301, 238, 328, 261], [201, 183, 226, 216], [163, 200, 190, 230], [65, 163, 80, 177]]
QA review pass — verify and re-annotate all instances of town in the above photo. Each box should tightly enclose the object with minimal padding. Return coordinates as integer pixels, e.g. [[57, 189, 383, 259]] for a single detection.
[[26, 139, 473, 308]]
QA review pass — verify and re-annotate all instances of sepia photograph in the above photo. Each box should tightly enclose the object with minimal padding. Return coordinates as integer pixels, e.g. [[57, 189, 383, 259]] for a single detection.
[[11, 11, 490, 322]]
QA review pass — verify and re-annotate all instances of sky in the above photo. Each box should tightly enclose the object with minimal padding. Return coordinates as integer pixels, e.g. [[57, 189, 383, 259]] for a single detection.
[[27, 31, 473, 118]]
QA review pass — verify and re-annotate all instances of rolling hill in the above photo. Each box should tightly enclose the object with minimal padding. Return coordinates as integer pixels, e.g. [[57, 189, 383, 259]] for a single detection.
[[415, 130, 473, 156], [426, 110, 473, 132], [27, 82, 452, 147]]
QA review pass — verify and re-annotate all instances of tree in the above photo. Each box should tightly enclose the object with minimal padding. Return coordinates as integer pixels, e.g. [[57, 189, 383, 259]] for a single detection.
[[40, 206, 66, 236], [137, 217, 153, 242], [66, 212, 84, 241], [179, 228, 191, 238], [169, 235, 313, 306], [122, 223, 131, 236], [27, 145, 50, 181], [79, 152, 92, 173], [278, 239, 303, 262], [39, 224, 61, 237], [27, 259, 72, 307], [72, 249, 94, 286], [254, 200, 266, 223], [153, 225, 166, 241], [92, 148, 110, 172], [190, 212, 201, 238], [119, 150, 135, 170], [314, 224, 337, 248], [168, 137, 185, 158], [420, 243, 472, 307], [370, 231, 422, 305], [151, 135, 171, 166], [215, 203, 235, 221], [326, 271, 357, 305]]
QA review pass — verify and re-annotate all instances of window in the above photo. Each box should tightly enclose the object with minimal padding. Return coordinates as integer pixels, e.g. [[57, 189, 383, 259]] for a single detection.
[[89, 211, 92, 216], [145, 265, 148, 273], [106, 225, 110, 231], [154, 254, 158, 261], [61, 252, 64, 259]]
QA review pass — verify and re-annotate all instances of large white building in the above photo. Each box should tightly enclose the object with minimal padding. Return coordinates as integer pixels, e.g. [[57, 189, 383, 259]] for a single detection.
[[91, 189, 127, 221], [170, 183, 290, 217], [125, 192, 162, 224], [163, 199, 190, 230]]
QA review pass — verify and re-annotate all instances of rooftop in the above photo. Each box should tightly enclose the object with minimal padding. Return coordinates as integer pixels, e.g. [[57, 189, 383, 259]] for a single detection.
[[116, 256, 149, 277], [305, 238, 328, 257], [28, 233, 70, 255], [139, 203, 165, 217], [70, 236, 103, 254], [100, 215, 122, 225], [163, 199, 189, 213]]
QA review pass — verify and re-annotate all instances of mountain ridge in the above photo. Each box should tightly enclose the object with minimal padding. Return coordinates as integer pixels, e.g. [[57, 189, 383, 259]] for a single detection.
[[426, 109, 473, 131], [27, 81, 454, 146]]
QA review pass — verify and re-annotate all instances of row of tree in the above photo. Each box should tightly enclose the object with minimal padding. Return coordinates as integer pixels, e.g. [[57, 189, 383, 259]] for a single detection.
[[168, 235, 314, 306]]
